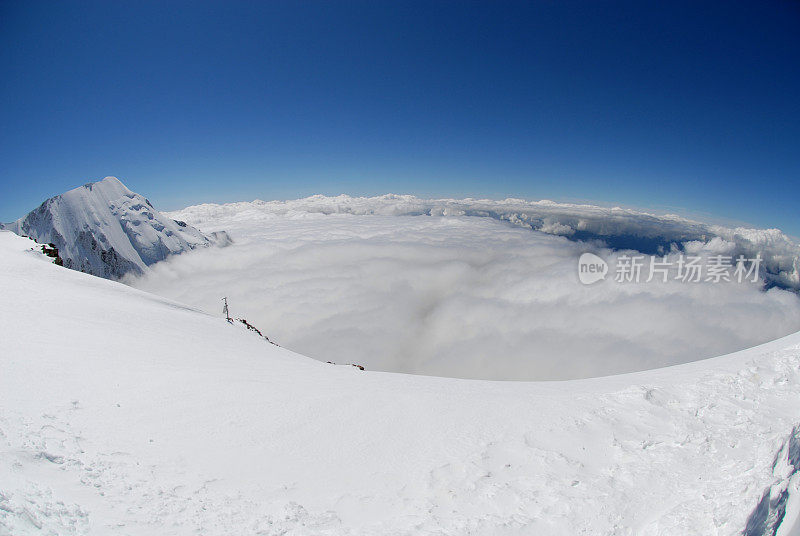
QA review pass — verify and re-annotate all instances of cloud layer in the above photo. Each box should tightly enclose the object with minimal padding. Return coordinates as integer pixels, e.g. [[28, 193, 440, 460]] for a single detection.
[[172, 194, 800, 290], [126, 196, 800, 381]]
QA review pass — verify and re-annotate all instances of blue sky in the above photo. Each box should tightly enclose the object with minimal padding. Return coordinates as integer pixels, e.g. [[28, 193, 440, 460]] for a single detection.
[[1, 1, 798, 235]]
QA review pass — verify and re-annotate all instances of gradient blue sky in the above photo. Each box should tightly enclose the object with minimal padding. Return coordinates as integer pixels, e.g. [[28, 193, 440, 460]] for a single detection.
[[1, 1, 798, 234]]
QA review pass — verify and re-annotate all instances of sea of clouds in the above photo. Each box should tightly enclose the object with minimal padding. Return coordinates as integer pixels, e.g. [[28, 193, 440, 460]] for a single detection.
[[127, 195, 800, 381]]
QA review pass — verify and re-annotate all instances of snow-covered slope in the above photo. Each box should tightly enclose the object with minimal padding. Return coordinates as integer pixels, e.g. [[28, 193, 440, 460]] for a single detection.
[[1, 230, 799, 535], [1, 177, 228, 279]]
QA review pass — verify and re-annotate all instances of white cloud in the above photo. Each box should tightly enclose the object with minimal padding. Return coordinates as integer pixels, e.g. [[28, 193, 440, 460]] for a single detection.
[[126, 196, 800, 381], [172, 194, 800, 290]]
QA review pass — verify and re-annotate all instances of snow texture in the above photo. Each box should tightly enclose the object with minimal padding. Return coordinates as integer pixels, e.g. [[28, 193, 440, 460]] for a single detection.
[[1, 230, 799, 535]]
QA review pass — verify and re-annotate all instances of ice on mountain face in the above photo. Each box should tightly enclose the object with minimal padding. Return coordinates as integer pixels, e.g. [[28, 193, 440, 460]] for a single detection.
[[4, 177, 229, 279], [743, 427, 800, 536]]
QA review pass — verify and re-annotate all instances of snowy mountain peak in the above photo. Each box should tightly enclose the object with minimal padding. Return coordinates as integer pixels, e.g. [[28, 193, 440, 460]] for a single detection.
[[3, 176, 230, 279], [86, 175, 128, 191]]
